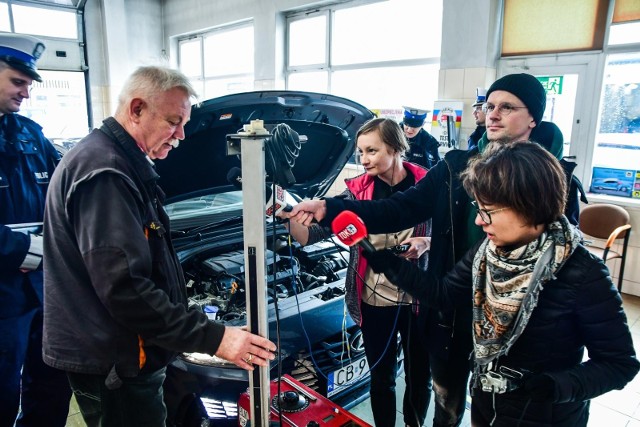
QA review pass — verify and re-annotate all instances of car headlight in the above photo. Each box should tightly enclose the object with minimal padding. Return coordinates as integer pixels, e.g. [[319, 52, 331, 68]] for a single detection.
[[180, 352, 237, 367]]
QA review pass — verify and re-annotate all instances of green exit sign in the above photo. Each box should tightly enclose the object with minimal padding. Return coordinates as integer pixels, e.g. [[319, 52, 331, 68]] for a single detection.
[[537, 76, 563, 95]]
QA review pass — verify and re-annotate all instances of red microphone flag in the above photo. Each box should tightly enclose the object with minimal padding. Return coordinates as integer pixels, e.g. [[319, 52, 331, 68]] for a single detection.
[[331, 211, 376, 253]]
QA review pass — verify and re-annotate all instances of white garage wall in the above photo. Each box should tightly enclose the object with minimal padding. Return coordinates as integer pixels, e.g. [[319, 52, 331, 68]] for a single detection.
[[84, 0, 165, 122]]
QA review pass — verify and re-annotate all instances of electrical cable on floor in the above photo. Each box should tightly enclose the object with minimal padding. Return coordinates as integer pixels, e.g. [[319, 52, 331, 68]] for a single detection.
[[284, 225, 405, 383]]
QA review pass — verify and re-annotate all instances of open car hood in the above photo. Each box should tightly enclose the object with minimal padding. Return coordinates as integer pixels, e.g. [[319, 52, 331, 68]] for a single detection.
[[156, 91, 374, 202]]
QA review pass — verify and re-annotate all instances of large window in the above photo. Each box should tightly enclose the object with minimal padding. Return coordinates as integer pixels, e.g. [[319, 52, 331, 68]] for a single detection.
[[178, 23, 254, 99], [587, 0, 640, 200], [0, 1, 89, 142], [12, 4, 77, 39], [590, 52, 640, 199], [0, 1, 77, 38], [286, 0, 442, 117], [0, 2, 9, 31], [501, 0, 640, 202], [20, 70, 89, 142]]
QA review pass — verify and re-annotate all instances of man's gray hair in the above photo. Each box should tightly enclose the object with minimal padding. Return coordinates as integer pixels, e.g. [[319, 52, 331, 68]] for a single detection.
[[115, 66, 197, 116]]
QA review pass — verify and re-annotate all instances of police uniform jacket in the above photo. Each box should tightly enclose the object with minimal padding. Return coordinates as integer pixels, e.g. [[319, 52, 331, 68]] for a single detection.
[[467, 125, 485, 151], [404, 127, 440, 169], [0, 113, 58, 316], [42, 118, 226, 377]]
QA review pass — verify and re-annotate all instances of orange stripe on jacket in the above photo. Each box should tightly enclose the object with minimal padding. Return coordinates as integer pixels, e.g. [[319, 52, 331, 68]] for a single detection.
[[138, 335, 146, 369]]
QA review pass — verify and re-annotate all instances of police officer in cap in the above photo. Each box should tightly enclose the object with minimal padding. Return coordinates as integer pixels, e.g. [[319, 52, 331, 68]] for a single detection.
[[400, 106, 440, 169], [0, 33, 72, 426], [467, 88, 487, 151]]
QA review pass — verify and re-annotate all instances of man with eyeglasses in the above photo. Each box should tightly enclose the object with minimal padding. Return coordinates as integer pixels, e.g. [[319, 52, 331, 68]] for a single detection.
[[285, 73, 584, 427], [467, 88, 487, 151]]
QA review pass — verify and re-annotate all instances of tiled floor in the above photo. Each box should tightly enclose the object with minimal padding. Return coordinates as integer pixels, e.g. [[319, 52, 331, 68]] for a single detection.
[[66, 294, 640, 426]]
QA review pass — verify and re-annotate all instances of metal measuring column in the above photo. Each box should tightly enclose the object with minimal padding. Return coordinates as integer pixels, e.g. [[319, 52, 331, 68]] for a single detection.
[[227, 129, 271, 427]]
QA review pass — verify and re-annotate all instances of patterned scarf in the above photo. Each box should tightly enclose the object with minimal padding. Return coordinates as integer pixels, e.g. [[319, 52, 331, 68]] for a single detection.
[[472, 216, 581, 366]]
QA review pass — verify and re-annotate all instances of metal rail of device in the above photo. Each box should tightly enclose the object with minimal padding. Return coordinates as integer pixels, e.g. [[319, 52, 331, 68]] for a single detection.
[[227, 132, 271, 427]]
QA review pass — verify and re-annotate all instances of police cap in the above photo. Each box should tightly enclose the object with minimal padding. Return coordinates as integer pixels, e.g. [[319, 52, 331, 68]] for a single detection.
[[472, 88, 488, 107], [0, 33, 45, 82], [402, 106, 430, 128]]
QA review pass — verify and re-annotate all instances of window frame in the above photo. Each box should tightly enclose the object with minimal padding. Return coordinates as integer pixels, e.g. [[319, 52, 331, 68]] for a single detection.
[[177, 20, 255, 100], [284, 0, 441, 95], [499, 0, 640, 206]]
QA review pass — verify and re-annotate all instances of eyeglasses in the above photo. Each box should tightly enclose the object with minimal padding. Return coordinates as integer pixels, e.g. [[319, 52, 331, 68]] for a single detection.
[[482, 103, 528, 116], [471, 201, 509, 224], [473, 105, 483, 113]]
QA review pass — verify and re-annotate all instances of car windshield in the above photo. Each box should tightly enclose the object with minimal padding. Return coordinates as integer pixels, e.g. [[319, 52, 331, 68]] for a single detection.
[[165, 191, 243, 231]]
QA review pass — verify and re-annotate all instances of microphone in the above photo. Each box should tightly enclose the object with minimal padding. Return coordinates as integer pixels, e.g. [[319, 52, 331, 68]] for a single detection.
[[331, 210, 376, 253], [265, 185, 293, 216], [226, 167, 294, 216]]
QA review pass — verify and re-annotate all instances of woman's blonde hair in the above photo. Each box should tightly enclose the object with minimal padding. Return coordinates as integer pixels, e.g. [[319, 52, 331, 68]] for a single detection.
[[356, 117, 409, 154]]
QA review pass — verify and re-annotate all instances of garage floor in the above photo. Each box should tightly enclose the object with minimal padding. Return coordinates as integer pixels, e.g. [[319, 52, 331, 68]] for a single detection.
[[65, 294, 640, 427]]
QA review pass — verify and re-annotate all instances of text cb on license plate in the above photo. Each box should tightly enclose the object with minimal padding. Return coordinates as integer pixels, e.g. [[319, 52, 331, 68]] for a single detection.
[[327, 357, 369, 397]]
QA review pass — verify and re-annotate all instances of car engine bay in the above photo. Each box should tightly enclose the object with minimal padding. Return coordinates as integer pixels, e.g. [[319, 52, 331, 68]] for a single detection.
[[181, 237, 351, 324]]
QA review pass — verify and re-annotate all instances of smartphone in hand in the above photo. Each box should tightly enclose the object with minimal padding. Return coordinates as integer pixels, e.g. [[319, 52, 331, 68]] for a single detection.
[[389, 244, 410, 255]]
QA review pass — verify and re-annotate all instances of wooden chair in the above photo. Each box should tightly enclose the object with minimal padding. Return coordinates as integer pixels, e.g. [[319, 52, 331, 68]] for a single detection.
[[579, 203, 632, 292]]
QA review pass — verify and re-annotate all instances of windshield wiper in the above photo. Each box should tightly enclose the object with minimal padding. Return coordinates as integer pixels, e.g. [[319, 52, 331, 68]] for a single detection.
[[173, 215, 243, 238]]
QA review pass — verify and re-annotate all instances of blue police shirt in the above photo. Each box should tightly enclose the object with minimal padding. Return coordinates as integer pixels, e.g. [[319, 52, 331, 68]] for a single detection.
[[0, 113, 59, 314]]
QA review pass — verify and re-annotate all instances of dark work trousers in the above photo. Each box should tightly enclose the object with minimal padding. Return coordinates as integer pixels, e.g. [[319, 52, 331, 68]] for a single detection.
[[0, 306, 72, 427], [428, 310, 472, 427], [360, 302, 431, 427], [67, 367, 167, 427]]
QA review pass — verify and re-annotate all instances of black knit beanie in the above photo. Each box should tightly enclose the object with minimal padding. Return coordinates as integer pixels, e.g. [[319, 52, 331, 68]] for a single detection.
[[485, 73, 546, 124]]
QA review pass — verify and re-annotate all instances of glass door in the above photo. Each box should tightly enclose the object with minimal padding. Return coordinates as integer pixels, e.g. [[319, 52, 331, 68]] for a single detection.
[[499, 54, 600, 182], [500, 64, 586, 158]]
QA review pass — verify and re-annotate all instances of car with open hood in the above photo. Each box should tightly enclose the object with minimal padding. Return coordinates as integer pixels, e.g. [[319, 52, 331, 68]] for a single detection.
[[156, 91, 391, 426]]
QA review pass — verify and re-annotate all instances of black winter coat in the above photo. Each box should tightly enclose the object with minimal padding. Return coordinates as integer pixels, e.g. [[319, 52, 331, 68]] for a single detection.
[[323, 147, 589, 361], [384, 241, 639, 426]]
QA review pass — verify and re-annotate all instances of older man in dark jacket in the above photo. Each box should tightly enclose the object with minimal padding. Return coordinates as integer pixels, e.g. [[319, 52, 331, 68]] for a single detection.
[[42, 66, 276, 427]]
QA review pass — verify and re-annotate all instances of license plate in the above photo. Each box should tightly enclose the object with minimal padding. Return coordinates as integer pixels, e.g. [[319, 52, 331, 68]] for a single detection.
[[327, 357, 369, 397]]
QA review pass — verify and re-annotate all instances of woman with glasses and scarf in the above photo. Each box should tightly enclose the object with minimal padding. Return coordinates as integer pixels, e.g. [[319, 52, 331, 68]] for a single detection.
[[362, 140, 639, 426]]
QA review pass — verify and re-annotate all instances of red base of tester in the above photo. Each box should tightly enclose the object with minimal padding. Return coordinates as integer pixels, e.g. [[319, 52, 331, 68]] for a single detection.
[[237, 374, 371, 427]]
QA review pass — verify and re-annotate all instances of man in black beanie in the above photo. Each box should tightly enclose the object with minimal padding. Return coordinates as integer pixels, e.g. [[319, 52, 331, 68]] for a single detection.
[[486, 73, 546, 125], [286, 73, 584, 427]]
